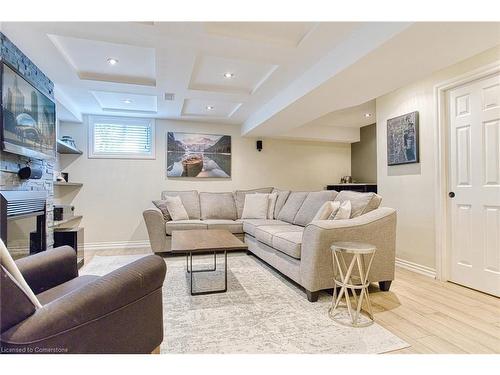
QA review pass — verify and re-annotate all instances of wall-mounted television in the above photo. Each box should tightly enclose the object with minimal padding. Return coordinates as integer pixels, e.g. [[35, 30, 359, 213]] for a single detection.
[[0, 62, 56, 160]]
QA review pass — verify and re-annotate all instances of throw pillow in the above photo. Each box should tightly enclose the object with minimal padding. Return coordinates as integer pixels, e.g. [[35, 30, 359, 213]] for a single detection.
[[0, 239, 42, 308], [330, 200, 351, 220], [312, 201, 340, 221], [241, 194, 269, 219], [165, 196, 189, 221], [152, 200, 171, 221], [257, 192, 278, 219]]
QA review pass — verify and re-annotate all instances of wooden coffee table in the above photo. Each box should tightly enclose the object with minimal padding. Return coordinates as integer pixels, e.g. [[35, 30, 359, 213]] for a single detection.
[[171, 229, 247, 295]]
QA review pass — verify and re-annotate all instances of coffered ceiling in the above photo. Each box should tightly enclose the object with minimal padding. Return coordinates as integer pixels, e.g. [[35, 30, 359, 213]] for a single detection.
[[1, 22, 499, 143], [1, 22, 358, 126]]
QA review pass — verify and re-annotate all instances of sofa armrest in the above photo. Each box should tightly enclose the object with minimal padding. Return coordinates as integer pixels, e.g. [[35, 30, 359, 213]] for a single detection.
[[15, 246, 78, 295], [300, 207, 397, 292], [1, 255, 167, 353], [143, 207, 168, 253]]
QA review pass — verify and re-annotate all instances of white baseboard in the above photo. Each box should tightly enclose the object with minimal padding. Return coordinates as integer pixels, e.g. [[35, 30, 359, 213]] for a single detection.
[[84, 240, 151, 251], [395, 257, 436, 278]]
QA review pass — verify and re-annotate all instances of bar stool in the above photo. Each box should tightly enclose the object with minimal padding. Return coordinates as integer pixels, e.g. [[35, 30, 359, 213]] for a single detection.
[[329, 241, 377, 327]]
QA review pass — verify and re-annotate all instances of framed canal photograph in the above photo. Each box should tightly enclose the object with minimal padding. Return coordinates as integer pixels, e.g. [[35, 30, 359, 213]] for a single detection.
[[166, 132, 231, 177], [386, 111, 419, 166]]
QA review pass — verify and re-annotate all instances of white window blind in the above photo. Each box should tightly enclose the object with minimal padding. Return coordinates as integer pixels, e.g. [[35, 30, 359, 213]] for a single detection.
[[89, 116, 155, 159]]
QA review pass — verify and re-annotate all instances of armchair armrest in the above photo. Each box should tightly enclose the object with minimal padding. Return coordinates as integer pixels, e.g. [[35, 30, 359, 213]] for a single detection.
[[2, 255, 167, 353], [15, 246, 78, 295], [300, 207, 397, 292], [143, 206, 168, 253]]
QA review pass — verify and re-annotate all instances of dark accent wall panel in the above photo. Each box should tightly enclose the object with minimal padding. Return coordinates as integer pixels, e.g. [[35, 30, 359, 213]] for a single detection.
[[351, 123, 377, 183]]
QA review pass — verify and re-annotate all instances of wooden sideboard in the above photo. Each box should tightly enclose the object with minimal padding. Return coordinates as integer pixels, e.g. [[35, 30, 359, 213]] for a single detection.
[[326, 183, 377, 193]]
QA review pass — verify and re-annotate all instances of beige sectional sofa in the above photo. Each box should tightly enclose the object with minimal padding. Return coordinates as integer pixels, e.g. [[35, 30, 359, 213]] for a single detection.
[[143, 188, 396, 302]]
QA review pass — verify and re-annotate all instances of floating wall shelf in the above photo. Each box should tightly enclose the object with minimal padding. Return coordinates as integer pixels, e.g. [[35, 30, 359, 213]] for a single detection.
[[50, 215, 83, 229], [56, 139, 83, 155], [53, 182, 83, 187]]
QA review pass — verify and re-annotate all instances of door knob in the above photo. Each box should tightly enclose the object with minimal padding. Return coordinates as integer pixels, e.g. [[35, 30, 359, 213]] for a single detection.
[[449, 192, 455, 198]]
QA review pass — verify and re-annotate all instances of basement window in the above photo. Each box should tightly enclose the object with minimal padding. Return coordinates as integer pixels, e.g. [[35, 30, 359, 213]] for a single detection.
[[88, 116, 155, 159]]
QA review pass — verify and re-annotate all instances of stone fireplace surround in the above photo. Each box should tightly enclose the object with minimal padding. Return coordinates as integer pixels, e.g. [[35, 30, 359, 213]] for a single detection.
[[0, 32, 55, 251]]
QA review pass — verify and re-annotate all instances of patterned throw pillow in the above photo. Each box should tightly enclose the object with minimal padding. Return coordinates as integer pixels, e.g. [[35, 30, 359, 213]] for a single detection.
[[152, 200, 171, 221]]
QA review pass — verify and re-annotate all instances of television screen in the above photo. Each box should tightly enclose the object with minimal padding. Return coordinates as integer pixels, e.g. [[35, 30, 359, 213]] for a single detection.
[[1, 63, 56, 160]]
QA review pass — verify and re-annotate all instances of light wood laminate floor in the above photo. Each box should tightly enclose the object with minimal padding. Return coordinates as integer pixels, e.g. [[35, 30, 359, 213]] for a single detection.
[[84, 249, 500, 354]]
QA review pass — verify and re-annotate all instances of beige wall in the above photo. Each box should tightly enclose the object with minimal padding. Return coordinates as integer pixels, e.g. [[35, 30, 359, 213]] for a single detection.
[[351, 124, 377, 182], [59, 118, 350, 245], [376, 45, 500, 269]]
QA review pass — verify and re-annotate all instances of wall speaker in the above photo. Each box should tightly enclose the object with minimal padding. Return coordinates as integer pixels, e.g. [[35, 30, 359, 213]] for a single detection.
[[256, 140, 263, 152], [18, 166, 43, 180]]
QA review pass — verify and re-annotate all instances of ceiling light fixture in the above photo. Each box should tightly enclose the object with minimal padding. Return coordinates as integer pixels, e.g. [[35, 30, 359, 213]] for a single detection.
[[364, 113, 372, 118], [206, 105, 215, 111], [123, 99, 132, 104], [223, 72, 235, 79], [107, 58, 119, 66]]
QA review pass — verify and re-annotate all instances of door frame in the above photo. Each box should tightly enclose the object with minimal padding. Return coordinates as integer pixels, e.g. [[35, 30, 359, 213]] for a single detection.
[[433, 61, 500, 281]]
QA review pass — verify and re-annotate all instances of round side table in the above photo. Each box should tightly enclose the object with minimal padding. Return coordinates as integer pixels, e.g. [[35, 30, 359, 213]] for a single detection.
[[328, 241, 376, 328]]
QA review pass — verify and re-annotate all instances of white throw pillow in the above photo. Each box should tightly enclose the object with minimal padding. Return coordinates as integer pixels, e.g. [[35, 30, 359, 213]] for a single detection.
[[331, 200, 351, 220], [313, 201, 340, 221], [165, 196, 189, 221], [0, 239, 42, 308], [257, 192, 278, 219], [241, 194, 269, 219]]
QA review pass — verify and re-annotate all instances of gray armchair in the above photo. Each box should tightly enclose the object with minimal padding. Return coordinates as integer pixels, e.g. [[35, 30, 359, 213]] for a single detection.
[[0, 246, 166, 354]]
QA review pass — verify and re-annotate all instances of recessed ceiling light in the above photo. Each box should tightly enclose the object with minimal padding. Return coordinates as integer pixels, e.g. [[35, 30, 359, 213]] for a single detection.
[[123, 99, 132, 104], [364, 113, 372, 118], [107, 58, 119, 66], [206, 105, 215, 111], [223, 72, 235, 79]]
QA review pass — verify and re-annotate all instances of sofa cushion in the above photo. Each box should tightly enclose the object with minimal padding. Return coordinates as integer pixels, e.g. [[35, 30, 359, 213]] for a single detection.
[[272, 231, 303, 259], [277, 191, 308, 224], [161, 190, 201, 219], [254, 225, 303, 247], [199, 192, 237, 220], [272, 188, 290, 219], [165, 220, 207, 235], [204, 219, 244, 234], [238, 219, 288, 236], [234, 187, 273, 218], [293, 190, 338, 226], [333, 191, 382, 218]]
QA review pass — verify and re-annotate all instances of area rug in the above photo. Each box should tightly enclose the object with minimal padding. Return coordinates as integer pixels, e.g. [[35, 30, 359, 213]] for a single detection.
[[81, 253, 409, 354]]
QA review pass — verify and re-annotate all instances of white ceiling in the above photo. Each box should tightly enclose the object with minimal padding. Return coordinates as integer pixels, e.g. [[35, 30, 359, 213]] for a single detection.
[[48, 34, 156, 86], [243, 22, 500, 138], [91, 91, 157, 113], [189, 55, 277, 95], [1, 22, 499, 143]]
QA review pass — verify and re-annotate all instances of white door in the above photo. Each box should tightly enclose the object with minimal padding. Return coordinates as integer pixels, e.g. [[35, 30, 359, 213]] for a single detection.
[[448, 73, 500, 297]]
